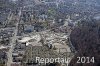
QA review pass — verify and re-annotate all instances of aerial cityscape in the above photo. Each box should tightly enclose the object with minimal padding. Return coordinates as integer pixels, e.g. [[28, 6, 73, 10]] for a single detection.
[[0, 0, 100, 66]]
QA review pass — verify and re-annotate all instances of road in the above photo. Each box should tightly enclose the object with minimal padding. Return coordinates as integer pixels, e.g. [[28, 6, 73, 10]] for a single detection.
[[7, 7, 22, 66]]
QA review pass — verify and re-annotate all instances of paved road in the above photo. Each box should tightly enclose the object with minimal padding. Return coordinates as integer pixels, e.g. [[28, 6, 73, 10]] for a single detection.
[[7, 7, 22, 66], [7, 23, 18, 66]]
